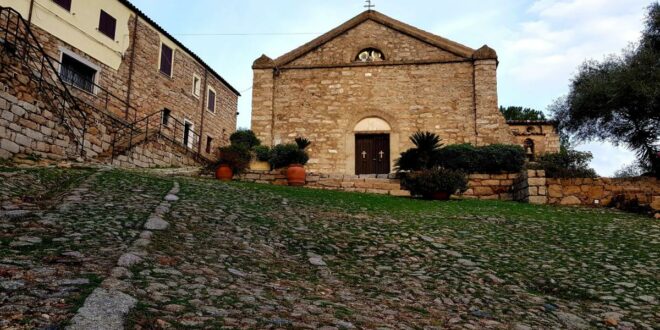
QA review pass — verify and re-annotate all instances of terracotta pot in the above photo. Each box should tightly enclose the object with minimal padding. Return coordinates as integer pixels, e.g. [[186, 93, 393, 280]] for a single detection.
[[429, 192, 450, 200], [215, 164, 233, 181], [287, 164, 306, 186]]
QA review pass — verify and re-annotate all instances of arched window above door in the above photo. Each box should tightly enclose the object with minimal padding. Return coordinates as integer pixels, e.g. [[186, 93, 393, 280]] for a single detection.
[[354, 117, 391, 132], [355, 48, 385, 62]]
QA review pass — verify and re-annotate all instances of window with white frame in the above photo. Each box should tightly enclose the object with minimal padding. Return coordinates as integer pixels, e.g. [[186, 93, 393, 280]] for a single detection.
[[206, 86, 216, 113], [192, 74, 201, 97]]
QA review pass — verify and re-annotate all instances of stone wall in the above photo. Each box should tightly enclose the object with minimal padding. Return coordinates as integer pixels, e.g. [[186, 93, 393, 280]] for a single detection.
[[512, 170, 548, 205], [460, 173, 520, 200], [546, 177, 660, 208], [235, 170, 410, 196], [236, 170, 524, 199], [111, 136, 200, 168]]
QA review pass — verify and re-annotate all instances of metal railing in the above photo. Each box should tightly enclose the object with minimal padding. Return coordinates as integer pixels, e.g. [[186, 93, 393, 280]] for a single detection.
[[0, 6, 210, 164]]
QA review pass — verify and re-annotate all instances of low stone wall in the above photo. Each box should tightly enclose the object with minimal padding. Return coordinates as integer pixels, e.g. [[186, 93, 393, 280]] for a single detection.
[[236, 170, 526, 199], [546, 177, 660, 208], [513, 170, 548, 204], [111, 136, 200, 168], [236, 170, 410, 196], [461, 173, 519, 200]]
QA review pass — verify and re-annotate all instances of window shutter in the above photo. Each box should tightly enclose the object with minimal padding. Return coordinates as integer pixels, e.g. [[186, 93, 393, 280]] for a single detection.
[[98, 10, 116, 39], [53, 0, 72, 11], [160, 44, 173, 76], [207, 89, 216, 112]]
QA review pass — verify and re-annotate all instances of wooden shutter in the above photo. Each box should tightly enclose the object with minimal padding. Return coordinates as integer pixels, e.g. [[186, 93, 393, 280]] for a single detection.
[[53, 0, 72, 11], [207, 89, 216, 112], [160, 44, 173, 76], [98, 10, 116, 39]]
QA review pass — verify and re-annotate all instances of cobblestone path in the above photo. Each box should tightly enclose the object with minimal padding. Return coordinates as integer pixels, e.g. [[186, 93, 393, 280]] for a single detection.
[[123, 177, 659, 329], [0, 168, 172, 329], [1, 169, 659, 329]]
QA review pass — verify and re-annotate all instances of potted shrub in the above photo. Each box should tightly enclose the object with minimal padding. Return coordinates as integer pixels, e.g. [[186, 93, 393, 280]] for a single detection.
[[269, 141, 310, 186], [229, 129, 261, 149], [250, 145, 272, 171], [215, 145, 251, 181], [400, 168, 468, 200]]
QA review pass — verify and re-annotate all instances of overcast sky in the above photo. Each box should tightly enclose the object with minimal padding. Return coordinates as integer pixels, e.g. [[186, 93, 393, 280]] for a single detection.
[[130, 0, 654, 176]]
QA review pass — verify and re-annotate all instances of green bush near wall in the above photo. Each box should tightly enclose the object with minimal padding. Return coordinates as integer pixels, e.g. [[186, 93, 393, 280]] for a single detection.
[[436, 144, 526, 174]]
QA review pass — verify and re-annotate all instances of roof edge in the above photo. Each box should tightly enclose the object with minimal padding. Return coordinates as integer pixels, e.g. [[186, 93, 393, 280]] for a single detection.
[[269, 10, 477, 68], [117, 0, 241, 96]]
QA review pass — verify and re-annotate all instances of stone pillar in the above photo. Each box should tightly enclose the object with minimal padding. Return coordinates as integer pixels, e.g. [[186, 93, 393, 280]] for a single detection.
[[251, 55, 275, 146], [473, 45, 514, 146]]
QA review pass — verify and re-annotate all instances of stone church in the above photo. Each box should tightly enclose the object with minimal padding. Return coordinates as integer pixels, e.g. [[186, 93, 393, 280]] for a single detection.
[[251, 10, 559, 175]]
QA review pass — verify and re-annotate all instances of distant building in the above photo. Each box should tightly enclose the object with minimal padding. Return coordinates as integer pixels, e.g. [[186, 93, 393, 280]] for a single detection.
[[251, 10, 559, 175], [507, 120, 561, 161], [0, 0, 239, 166]]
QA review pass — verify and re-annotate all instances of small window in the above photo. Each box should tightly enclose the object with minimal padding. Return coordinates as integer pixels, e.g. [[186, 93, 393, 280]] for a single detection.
[[205, 136, 213, 154], [159, 43, 173, 76], [161, 108, 171, 125], [60, 53, 96, 93], [356, 48, 384, 62], [192, 75, 201, 97], [98, 10, 116, 40], [207, 87, 216, 113], [52, 0, 72, 11]]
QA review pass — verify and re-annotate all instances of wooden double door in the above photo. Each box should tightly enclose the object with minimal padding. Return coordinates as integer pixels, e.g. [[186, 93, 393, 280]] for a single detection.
[[355, 134, 390, 175]]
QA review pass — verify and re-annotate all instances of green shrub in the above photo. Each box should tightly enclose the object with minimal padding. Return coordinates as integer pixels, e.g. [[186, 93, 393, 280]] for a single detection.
[[229, 129, 261, 148], [217, 145, 252, 174], [531, 149, 597, 178], [269, 144, 309, 169], [401, 168, 468, 198], [435, 144, 525, 173], [253, 145, 271, 162]]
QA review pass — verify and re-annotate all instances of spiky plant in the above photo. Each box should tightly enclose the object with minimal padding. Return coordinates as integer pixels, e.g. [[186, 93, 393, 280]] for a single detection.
[[295, 137, 311, 150], [410, 131, 443, 153]]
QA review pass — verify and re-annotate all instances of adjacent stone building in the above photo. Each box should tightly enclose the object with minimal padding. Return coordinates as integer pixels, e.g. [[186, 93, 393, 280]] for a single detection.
[[0, 0, 239, 165], [251, 10, 559, 175]]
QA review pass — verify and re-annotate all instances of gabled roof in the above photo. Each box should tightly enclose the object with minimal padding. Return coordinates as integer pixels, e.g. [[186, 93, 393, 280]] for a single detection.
[[254, 10, 489, 69], [118, 0, 240, 96]]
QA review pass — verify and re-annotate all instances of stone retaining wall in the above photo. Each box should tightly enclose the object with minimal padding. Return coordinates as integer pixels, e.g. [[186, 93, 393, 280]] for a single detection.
[[461, 173, 520, 200], [236, 170, 410, 196], [513, 170, 548, 205], [546, 177, 660, 208], [111, 137, 200, 168], [236, 170, 524, 199]]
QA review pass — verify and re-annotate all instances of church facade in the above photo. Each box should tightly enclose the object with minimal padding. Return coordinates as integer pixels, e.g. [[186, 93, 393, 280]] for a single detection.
[[251, 10, 558, 175]]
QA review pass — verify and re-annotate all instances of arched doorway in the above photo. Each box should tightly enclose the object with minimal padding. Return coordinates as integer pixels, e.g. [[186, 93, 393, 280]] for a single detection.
[[354, 117, 391, 175]]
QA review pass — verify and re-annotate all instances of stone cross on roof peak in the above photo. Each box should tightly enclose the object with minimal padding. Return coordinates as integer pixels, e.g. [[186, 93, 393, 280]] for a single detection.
[[364, 0, 375, 10]]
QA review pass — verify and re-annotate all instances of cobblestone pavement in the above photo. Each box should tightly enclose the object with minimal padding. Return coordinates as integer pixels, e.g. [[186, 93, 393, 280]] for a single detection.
[[0, 167, 172, 329], [122, 177, 659, 329], [1, 169, 659, 329]]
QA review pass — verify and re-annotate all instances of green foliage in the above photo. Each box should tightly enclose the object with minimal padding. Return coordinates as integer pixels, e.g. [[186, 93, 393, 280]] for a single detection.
[[217, 145, 252, 174], [400, 168, 468, 198], [435, 144, 526, 173], [229, 129, 261, 149], [253, 145, 271, 162], [269, 144, 309, 169], [551, 4, 660, 177], [395, 132, 443, 171], [294, 137, 311, 150], [499, 106, 546, 121], [531, 149, 598, 178]]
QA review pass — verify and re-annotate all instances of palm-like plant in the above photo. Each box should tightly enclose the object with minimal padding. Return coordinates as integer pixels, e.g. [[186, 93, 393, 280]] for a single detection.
[[410, 131, 443, 153], [295, 137, 311, 150], [395, 132, 443, 172]]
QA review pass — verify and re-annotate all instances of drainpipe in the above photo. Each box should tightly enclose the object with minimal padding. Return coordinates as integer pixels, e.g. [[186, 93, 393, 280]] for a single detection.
[[198, 69, 208, 154], [27, 0, 35, 24], [124, 14, 139, 120]]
